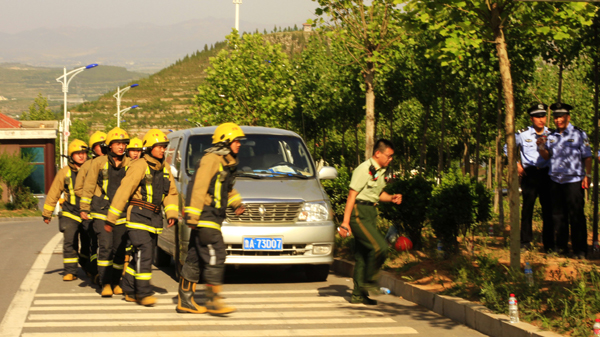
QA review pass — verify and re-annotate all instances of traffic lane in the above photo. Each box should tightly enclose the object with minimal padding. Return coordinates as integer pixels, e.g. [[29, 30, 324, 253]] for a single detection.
[[0, 218, 56, 322]]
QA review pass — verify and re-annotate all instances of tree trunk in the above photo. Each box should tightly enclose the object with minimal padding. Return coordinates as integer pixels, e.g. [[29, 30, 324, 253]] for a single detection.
[[355, 123, 360, 166], [438, 81, 446, 182], [341, 128, 346, 160], [593, 19, 599, 249], [493, 11, 520, 271], [557, 62, 564, 104], [419, 105, 430, 172], [323, 128, 327, 163], [494, 82, 504, 226], [474, 89, 483, 182], [463, 140, 470, 176], [364, 67, 376, 159], [487, 155, 493, 189]]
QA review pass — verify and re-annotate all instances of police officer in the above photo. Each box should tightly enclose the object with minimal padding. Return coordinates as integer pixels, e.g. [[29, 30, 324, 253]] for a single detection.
[[74, 131, 108, 283], [126, 137, 143, 160], [538, 103, 592, 259], [42, 139, 88, 281], [512, 104, 554, 251], [107, 129, 179, 306], [80, 127, 131, 296], [177, 122, 245, 315], [338, 139, 402, 305]]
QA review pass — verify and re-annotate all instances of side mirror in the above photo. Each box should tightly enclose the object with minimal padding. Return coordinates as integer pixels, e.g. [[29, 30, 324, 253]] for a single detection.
[[318, 166, 338, 180], [170, 164, 179, 180]]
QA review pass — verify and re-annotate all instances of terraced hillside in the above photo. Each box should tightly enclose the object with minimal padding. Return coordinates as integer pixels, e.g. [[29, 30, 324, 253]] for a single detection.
[[71, 31, 311, 135]]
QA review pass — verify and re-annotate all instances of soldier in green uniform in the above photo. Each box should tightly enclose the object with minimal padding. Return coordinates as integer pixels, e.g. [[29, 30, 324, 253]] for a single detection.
[[338, 139, 402, 305]]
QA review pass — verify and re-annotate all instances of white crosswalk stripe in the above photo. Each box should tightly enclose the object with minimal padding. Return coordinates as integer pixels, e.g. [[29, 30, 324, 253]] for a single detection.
[[22, 288, 419, 336]]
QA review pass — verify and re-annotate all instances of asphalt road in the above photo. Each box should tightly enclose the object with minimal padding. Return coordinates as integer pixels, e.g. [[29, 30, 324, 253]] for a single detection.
[[0, 219, 487, 336]]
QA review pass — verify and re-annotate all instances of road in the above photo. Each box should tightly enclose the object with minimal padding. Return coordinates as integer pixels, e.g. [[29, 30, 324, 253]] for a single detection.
[[0, 219, 487, 336]]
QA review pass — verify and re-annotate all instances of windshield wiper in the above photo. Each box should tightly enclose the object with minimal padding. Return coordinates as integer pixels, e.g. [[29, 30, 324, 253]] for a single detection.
[[264, 171, 310, 179], [236, 172, 266, 179]]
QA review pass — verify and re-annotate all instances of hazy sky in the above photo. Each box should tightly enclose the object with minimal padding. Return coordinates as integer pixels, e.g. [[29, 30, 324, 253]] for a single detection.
[[0, 0, 319, 34]]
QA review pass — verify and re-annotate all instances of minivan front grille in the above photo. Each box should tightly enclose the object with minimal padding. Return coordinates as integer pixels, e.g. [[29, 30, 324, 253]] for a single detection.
[[226, 202, 302, 223], [226, 244, 307, 256]]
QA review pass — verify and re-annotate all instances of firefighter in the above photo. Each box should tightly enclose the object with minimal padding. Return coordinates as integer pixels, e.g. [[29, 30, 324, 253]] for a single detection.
[[74, 131, 108, 283], [178, 122, 245, 315], [80, 127, 131, 297], [127, 137, 143, 160], [42, 139, 88, 281], [107, 129, 178, 306]]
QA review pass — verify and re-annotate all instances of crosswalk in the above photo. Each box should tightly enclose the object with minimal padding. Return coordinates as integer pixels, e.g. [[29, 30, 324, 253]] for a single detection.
[[21, 288, 419, 336]]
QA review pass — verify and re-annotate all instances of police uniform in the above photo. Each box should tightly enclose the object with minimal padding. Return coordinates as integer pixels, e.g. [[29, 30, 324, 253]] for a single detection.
[[42, 140, 88, 281], [80, 128, 131, 296], [514, 104, 553, 250], [348, 157, 389, 304], [107, 130, 179, 306], [544, 103, 592, 258]]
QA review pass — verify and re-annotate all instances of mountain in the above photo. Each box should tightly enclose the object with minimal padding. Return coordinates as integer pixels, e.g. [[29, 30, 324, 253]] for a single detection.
[[0, 18, 299, 73]]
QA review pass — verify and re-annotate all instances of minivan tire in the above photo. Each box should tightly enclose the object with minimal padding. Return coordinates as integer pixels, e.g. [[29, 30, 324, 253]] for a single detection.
[[305, 264, 330, 282]]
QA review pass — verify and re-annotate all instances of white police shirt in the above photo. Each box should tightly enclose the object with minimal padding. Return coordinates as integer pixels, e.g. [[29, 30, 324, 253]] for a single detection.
[[546, 123, 592, 184], [504, 126, 550, 169]]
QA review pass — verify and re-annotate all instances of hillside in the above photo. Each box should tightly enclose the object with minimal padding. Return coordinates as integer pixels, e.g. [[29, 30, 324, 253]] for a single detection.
[[71, 30, 311, 135], [0, 63, 147, 116]]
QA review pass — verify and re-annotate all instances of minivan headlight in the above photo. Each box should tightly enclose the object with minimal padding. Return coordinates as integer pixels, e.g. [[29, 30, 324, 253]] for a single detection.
[[298, 202, 329, 222]]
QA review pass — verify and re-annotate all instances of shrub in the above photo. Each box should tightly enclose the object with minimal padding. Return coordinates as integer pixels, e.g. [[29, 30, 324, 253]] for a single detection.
[[6, 185, 38, 210], [379, 175, 434, 250], [0, 152, 34, 206], [321, 158, 351, 224]]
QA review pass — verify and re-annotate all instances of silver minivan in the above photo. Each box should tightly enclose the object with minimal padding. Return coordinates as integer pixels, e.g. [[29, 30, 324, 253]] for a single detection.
[[155, 126, 338, 281]]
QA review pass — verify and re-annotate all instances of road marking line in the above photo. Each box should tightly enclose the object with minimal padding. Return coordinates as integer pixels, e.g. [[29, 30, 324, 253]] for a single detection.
[[29, 302, 371, 311], [33, 296, 348, 306], [0, 232, 62, 337], [27, 309, 385, 321], [34, 289, 341, 297], [21, 327, 418, 336], [23, 317, 395, 328]]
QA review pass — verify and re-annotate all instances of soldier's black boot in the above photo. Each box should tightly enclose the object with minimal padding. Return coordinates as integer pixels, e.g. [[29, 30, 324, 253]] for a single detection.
[[176, 277, 206, 314]]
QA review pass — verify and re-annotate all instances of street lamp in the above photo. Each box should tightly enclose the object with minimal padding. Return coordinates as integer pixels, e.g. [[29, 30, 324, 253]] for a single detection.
[[55, 63, 98, 168], [113, 84, 139, 127], [114, 105, 139, 126], [233, 0, 242, 32]]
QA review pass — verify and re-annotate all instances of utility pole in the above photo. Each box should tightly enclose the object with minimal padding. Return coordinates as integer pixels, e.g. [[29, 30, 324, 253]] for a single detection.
[[233, 0, 242, 32]]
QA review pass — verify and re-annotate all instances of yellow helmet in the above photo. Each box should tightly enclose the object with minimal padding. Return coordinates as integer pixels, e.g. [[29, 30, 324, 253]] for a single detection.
[[142, 129, 169, 148], [127, 137, 143, 150], [212, 122, 245, 144], [68, 139, 88, 156], [88, 131, 107, 148], [105, 127, 130, 145]]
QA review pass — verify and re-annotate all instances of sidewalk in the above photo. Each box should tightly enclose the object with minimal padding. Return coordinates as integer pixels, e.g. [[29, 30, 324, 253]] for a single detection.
[[332, 259, 562, 337]]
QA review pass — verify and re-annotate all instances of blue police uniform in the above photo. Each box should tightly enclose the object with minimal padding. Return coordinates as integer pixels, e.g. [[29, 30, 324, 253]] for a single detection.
[[545, 121, 592, 257], [511, 125, 553, 250]]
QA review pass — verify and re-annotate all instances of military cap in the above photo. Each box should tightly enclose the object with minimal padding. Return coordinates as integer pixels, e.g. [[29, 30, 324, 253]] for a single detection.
[[527, 103, 548, 117], [550, 102, 573, 117]]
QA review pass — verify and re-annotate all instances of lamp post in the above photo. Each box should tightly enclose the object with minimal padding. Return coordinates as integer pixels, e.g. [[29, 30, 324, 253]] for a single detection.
[[55, 63, 98, 167], [114, 105, 139, 126], [113, 84, 139, 127], [233, 0, 242, 32]]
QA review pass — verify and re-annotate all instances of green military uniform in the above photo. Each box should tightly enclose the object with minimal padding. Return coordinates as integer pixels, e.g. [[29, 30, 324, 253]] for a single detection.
[[348, 158, 388, 303]]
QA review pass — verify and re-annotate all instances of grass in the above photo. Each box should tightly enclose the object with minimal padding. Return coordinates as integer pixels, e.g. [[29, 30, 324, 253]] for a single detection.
[[0, 202, 41, 218]]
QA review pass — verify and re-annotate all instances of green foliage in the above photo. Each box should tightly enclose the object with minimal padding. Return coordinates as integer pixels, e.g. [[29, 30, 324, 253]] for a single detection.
[[20, 93, 57, 121], [321, 158, 351, 223], [6, 185, 38, 210], [0, 152, 34, 208], [70, 119, 90, 145], [379, 175, 434, 250]]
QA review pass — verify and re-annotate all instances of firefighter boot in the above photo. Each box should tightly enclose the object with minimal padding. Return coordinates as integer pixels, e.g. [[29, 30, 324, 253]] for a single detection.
[[101, 284, 113, 297], [137, 295, 157, 307], [124, 294, 136, 302], [206, 284, 236, 316], [63, 274, 77, 281], [113, 285, 123, 295], [176, 277, 207, 314]]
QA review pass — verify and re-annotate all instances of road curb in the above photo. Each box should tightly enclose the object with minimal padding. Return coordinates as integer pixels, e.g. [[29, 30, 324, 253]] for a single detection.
[[0, 217, 40, 222], [332, 258, 563, 337]]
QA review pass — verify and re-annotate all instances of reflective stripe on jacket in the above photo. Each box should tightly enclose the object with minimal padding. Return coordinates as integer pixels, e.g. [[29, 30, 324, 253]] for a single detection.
[[42, 163, 82, 219], [80, 155, 130, 221]]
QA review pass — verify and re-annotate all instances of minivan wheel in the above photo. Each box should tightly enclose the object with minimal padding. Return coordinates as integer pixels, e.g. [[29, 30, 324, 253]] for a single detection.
[[154, 245, 172, 267], [305, 264, 330, 282]]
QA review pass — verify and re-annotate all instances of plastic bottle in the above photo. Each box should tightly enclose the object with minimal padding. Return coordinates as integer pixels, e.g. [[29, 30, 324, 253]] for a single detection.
[[508, 294, 519, 323], [380, 287, 391, 295], [436, 241, 444, 259], [488, 224, 494, 237], [524, 262, 533, 286], [593, 318, 600, 336]]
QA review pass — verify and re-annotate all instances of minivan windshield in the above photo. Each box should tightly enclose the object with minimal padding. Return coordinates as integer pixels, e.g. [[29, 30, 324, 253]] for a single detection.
[[186, 134, 315, 178]]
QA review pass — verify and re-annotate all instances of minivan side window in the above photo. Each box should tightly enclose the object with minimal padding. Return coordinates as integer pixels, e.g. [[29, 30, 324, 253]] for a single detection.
[[165, 137, 181, 179], [186, 135, 212, 176]]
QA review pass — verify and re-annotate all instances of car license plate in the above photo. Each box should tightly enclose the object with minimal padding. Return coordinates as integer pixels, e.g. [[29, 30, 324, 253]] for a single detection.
[[243, 237, 283, 251]]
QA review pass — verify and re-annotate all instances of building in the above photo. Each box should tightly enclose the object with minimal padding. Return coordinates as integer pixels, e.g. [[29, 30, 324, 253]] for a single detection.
[[303, 23, 312, 33], [0, 113, 57, 202]]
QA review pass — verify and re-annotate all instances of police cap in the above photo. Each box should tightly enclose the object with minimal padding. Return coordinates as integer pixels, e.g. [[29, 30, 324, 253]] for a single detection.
[[550, 102, 573, 117], [527, 103, 548, 117]]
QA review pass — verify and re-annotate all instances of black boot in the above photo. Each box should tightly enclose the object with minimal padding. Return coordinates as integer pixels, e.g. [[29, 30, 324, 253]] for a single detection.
[[176, 277, 206, 314], [206, 284, 236, 316]]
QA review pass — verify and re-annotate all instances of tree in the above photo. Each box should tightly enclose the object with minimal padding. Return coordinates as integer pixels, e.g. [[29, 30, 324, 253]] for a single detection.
[[0, 152, 34, 206], [191, 31, 296, 128], [21, 93, 56, 121], [314, 0, 402, 159]]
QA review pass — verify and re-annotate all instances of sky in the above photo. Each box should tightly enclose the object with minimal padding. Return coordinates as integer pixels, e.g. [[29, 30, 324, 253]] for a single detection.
[[0, 0, 319, 34]]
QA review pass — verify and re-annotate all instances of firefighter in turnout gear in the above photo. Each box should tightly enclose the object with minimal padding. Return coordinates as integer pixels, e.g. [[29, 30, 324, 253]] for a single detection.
[[43, 139, 88, 281], [80, 127, 131, 297], [127, 137, 143, 160], [107, 129, 179, 306], [178, 122, 245, 315], [74, 131, 108, 283]]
